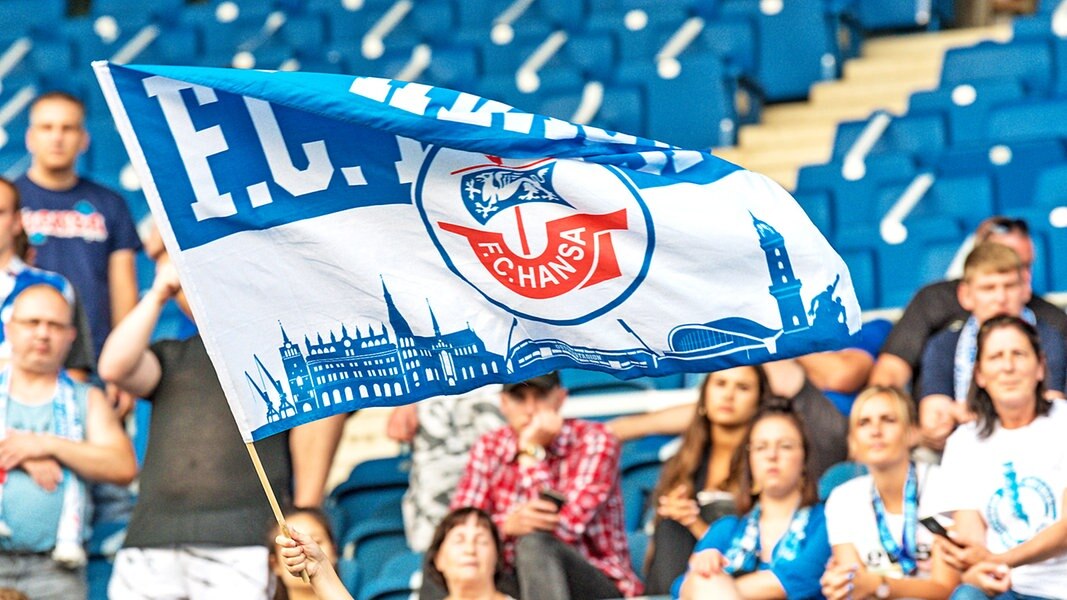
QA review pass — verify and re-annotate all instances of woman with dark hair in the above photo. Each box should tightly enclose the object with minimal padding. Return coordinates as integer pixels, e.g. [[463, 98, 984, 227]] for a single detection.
[[672, 404, 830, 599], [423, 507, 515, 600], [644, 365, 772, 594], [935, 315, 1067, 599]]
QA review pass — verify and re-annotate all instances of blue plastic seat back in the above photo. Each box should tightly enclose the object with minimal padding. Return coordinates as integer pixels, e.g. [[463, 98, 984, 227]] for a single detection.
[[940, 40, 1053, 97], [986, 99, 1067, 144], [818, 461, 869, 501], [621, 461, 662, 532], [908, 79, 1024, 147]]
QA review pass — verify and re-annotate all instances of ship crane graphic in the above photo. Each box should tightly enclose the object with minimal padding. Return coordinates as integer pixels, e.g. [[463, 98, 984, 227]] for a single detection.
[[245, 354, 297, 423]]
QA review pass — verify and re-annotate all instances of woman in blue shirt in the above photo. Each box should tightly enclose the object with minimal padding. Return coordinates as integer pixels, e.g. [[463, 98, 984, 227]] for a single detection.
[[673, 404, 831, 599]]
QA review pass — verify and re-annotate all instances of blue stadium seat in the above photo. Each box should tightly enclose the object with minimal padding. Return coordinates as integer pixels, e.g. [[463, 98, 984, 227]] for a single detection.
[[423, 46, 479, 90], [818, 461, 868, 501], [936, 140, 1067, 214], [796, 152, 918, 228], [723, 0, 837, 101], [591, 86, 646, 139], [873, 215, 964, 308], [839, 248, 879, 309], [841, 0, 938, 32], [832, 113, 946, 166], [410, 0, 456, 44], [628, 529, 649, 578], [615, 52, 736, 148], [793, 190, 834, 239], [986, 99, 1067, 144], [908, 79, 1024, 148], [564, 33, 617, 81], [282, 14, 327, 54], [339, 515, 409, 598], [1012, 12, 1053, 40], [940, 40, 1053, 97], [92, 0, 185, 22], [326, 455, 411, 539], [917, 173, 995, 231], [358, 550, 423, 600], [1, 0, 66, 36], [620, 461, 661, 532]]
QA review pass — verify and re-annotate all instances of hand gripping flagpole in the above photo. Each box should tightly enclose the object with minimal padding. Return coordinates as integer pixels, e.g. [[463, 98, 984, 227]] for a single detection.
[[244, 442, 311, 585]]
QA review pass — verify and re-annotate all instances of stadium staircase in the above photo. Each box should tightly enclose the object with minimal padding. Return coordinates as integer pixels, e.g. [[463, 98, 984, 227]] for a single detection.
[[714, 23, 1012, 190]]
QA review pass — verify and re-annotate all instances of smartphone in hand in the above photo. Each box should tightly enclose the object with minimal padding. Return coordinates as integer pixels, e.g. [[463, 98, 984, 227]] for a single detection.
[[920, 516, 963, 546], [539, 489, 566, 511]]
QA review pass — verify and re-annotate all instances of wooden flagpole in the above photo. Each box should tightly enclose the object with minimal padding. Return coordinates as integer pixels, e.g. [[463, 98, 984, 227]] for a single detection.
[[245, 442, 311, 585]]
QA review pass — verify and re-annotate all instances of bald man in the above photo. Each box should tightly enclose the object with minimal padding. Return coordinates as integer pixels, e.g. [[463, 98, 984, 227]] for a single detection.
[[0, 285, 135, 599]]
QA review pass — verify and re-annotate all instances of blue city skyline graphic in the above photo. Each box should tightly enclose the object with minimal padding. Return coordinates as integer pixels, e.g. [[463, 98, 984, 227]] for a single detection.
[[246, 213, 848, 438]]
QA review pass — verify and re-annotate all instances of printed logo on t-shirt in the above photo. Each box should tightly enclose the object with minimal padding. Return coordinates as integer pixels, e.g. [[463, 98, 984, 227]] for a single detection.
[[987, 462, 1057, 548], [22, 200, 108, 244]]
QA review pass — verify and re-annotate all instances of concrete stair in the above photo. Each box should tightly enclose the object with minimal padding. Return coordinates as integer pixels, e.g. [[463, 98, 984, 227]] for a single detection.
[[712, 23, 1012, 191]]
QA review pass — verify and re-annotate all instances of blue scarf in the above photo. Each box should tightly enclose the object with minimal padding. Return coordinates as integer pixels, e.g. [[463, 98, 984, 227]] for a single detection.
[[723, 503, 811, 575]]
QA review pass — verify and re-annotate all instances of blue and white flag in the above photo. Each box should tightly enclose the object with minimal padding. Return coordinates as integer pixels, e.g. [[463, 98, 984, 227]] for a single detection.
[[93, 62, 861, 442]]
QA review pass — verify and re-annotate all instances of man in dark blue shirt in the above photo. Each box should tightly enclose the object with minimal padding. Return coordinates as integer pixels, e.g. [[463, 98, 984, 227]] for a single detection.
[[16, 91, 141, 360]]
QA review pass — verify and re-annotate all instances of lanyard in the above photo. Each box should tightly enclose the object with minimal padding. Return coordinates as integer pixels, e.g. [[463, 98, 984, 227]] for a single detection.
[[724, 504, 811, 575], [871, 463, 918, 575]]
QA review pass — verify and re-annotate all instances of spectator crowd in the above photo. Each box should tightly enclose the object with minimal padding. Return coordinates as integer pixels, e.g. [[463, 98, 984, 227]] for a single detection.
[[3, 87, 1067, 600]]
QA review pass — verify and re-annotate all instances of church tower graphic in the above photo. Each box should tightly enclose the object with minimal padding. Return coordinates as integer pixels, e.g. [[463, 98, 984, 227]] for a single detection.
[[752, 212, 809, 334], [278, 322, 318, 413]]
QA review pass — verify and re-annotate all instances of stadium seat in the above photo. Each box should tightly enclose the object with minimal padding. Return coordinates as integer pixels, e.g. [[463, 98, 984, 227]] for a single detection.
[[839, 248, 879, 309], [628, 529, 650, 578], [422, 45, 479, 90], [940, 40, 1053, 98], [796, 152, 918, 228], [832, 113, 947, 167], [908, 79, 1025, 148], [986, 99, 1067, 144], [724, 0, 838, 102], [917, 173, 995, 232], [818, 461, 869, 501], [621, 461, 661, 532], [326, 455, 411, 539], [794, 190, 835, 239], [936, 140, 1067, 214], [358, 550, 423, 600], [338, 515, 409, 598], [591, 85, 646, 139]]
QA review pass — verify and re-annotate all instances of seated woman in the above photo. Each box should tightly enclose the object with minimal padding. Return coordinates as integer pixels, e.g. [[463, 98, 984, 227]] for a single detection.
[[644, 365, 772, 594], [820, 386, 957, 600], [277, 506, 515, 600], [935, 315, 1067, 600], [270, 507, 337, 600], [672, 404, 830, 600]]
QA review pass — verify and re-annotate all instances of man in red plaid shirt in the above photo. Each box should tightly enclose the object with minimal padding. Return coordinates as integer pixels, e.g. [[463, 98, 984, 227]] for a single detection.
[[425, 372, 641, 599]]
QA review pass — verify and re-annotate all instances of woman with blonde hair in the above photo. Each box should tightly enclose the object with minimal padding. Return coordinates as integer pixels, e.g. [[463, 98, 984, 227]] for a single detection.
[[820, 386, 957, 599]]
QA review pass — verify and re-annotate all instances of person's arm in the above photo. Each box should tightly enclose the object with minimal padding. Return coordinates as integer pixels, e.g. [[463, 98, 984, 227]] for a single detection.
[[995, 488, 1067, 567], [762, 359, 806, 398], [290, 414, 346, 507], [385, 404, 418, 442], [796, 349, 874, 393], [108, 249, 138, 328], [97, 260, 179, 398], [0, 386, 136, 484], [868, 354, 913, 389], [606, 402, 693, 441], [734, 571, 789, 599]]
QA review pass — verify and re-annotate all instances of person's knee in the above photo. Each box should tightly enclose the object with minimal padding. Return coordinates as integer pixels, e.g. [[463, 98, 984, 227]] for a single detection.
[[515, 531, 562, 566]]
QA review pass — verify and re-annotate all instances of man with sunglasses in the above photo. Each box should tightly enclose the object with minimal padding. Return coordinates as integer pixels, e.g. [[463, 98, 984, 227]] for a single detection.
[[869, 216, 1067, 393]]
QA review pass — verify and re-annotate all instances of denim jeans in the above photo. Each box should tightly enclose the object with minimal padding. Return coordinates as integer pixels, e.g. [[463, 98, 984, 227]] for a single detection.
[[951, 583, 1056, 600], [0, 553, 86, 599]]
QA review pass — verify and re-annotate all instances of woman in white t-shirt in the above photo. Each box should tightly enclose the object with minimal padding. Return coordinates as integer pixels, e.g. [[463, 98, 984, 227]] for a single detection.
[[821, 386, 958, 600], [936, 315, 1067, 600]]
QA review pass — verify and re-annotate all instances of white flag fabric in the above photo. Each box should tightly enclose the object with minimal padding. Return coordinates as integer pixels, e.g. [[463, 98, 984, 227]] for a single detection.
[[94, 62, 861, 442]]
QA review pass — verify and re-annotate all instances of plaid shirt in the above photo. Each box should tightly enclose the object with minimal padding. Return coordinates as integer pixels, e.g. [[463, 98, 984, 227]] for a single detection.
[[451, 419, 642, 597]]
